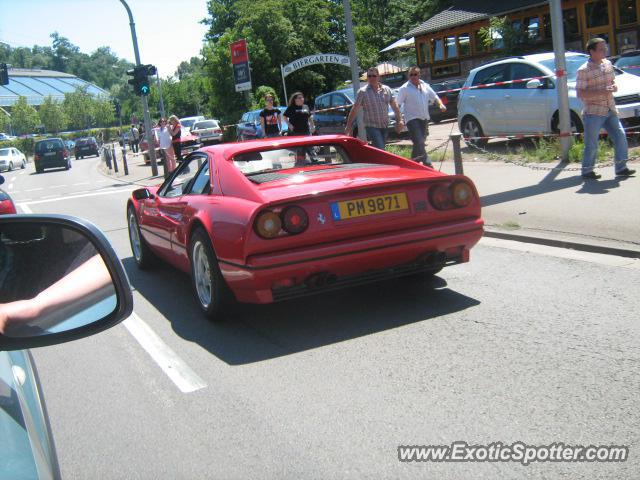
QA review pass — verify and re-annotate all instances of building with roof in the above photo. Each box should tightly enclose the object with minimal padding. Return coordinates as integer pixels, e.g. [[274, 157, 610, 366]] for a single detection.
[[0, 68, 109, 108], [405, 0, 639, 81]]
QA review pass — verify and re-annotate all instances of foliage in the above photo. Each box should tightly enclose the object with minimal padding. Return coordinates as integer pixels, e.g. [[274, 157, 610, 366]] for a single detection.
[[520, 137, 613, 163], [92, 98, 116, 128], [11, 97, 40, 135], [39, 96, 67, 134], [0, 110, 9, 132], [479, 16, 529, 55], [63, 87, 95, 130]]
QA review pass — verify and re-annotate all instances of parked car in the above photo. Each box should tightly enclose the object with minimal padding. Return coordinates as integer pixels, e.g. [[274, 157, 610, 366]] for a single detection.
[[33, 138, 71, 173], [428, 79, 465, 123], [313, 88, 404, 136], [0, 147, 27, 172], [179, 115, 205, 133], [457, 51, 640, 146], [0, 214, 133, 479], [0, 174, 16, 214], [613, 50, 640, 76], [74, 137, 99, 159], [190, 119, 223, 145], [0, 132, 17, 141], [127, 135, 483, 320], [236, 107, 289, 140]]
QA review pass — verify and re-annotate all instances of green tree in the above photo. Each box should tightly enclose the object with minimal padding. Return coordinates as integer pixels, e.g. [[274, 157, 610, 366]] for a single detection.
[[39, 96, 67, 133], [0, 110, 10, 132], [93, 97, 116, 127], [11, 97, 40, 135], [252, 86, 280, 109], [63, 87, 94, 130]]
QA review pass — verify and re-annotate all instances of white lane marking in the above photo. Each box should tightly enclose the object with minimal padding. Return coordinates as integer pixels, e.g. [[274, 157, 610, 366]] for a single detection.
[[25, 188, 44, 192], [20, 186, 134, 206], [123, 313, 207, 393], [18, 204, 33, 214], [480, 237, 640, 270], [72, 182, 91, 186]]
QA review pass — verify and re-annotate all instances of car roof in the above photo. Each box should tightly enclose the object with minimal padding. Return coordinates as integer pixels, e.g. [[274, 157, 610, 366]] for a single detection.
[[469, 51, 587, 75], [620, 50, 640, 57], [36, 137, 63, 143]]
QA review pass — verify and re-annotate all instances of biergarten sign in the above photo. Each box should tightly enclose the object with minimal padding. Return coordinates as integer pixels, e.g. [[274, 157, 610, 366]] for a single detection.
[[282, 54, 351, 77]]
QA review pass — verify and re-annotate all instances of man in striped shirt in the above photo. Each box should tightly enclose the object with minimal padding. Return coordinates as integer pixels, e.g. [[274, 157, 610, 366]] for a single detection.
[[576, 37, 635, 179]]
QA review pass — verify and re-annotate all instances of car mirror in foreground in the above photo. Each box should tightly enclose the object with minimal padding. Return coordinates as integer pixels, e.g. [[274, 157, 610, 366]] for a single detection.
[[526, 79, 543, 89], [0, 215, 133, 350]]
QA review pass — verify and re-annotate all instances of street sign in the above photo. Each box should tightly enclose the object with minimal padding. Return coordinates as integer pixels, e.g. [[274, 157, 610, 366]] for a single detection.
[[282, 54, 351, 77], [230, 39, 252, 92]]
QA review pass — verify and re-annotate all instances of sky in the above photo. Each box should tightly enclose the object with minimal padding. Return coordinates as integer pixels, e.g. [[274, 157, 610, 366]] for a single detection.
[[0, 0, 210, 78]]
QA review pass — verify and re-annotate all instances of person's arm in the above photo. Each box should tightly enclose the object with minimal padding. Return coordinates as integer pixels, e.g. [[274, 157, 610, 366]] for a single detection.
[[575, 68, 608, 101], [390, 96, 404, 134], [283, 108, 294, 132], [0, 255, 112, 335], [260, 113, 266, 138], [345, 92, 363, 135], [427, 85, 446, 111], [308, 111, 316, 134]]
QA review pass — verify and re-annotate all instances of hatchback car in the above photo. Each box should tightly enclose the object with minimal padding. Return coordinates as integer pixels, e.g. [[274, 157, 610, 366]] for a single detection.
[[0, 174, 16, 214], [313, 88, 403, 136], [458, 51, 640, 145], [74, 137, 99, 158], [614, 50, 640, 76], [0, 147, 27, 172], [33, 138, 71, 173], [428, 79, 465, 123], [190, 119, 223, 145]]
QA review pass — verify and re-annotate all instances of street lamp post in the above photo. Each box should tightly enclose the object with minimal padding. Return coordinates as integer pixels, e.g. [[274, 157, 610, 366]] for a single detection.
[[119, 0, 158, 176]]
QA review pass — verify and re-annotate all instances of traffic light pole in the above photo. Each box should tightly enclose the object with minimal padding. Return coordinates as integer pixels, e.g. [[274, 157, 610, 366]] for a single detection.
[[119, 0, 158, 176]]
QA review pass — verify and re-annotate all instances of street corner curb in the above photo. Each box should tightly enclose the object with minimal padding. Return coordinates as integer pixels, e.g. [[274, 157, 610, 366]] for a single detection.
[[483, 228, 640, 259]]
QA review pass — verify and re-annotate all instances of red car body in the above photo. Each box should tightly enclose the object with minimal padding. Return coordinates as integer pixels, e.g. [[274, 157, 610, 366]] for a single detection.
[[127, 135, 483, 315], [0, 175, 16, 214]]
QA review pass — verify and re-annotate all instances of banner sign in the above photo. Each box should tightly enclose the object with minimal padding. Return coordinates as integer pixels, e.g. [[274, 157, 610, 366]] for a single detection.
[[282, 54, 351, 77], [230, 39, 251, 92]]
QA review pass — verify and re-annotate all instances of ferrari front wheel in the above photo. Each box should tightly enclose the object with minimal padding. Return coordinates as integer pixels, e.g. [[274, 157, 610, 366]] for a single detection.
[[128, 205, 157, 269], [189, 228, 230, 320]]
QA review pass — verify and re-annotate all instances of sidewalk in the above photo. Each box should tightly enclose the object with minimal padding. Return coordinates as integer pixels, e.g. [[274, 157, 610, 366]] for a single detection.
[[98, 142, 640, 257]]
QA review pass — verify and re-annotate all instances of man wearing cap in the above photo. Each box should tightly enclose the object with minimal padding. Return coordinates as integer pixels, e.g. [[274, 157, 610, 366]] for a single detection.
[[576, 37, 635, 179]]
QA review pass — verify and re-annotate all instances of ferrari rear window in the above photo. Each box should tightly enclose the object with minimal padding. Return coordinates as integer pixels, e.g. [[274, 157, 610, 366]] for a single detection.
[[233, 145, 350, 176]]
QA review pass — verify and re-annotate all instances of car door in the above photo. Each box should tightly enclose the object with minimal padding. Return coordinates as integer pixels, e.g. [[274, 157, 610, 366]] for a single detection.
[[501, 62, 552, 134], [467, 63, 510, 135], [330, 94, 351, 133], [313, 94, 331, 134], [152, 153, 209, 267]]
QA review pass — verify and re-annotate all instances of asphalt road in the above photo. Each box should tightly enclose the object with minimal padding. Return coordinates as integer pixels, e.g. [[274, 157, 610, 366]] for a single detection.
[[6, 155, 640, 479]]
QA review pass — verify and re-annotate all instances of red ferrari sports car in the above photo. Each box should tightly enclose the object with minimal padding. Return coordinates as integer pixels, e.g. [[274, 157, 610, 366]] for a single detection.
[[0, 175, 16, 215], [127, 135, 484, 319]]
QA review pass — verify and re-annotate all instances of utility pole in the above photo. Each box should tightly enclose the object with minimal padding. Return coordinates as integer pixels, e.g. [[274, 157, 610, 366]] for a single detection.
[[343, 0, 366, 141], [119, 0, 158, 176], [550, 0, 572, 161]]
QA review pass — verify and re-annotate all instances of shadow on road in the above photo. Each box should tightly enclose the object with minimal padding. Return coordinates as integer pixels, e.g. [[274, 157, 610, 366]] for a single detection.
[[122, 257, 480, 366]]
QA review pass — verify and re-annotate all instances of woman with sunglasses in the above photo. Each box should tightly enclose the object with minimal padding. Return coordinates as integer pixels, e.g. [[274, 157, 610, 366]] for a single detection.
[[283, 92, 315, 136], [259, 94, 282, 138]]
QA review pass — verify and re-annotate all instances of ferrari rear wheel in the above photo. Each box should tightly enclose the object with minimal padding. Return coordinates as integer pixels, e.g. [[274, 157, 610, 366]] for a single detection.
[[189, 228, 230, 320], [128, 205, 157, 269]]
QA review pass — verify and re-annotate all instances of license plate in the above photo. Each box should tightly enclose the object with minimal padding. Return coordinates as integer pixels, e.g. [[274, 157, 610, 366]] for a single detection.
[[44, 152, 56, 157], [331, 192, 409, 220]]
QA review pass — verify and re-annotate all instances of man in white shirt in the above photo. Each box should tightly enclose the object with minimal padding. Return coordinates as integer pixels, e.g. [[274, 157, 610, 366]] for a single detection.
[[395, 66, 446, 166]]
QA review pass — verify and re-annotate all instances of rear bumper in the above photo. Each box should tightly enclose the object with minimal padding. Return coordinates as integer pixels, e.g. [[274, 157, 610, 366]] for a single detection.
[[220, 217, 483, 303], [36, 157, 67, 168]]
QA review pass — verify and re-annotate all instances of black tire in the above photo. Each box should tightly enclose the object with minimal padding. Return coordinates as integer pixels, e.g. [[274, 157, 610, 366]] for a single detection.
[[551, 111, 583, 135], [65, 160, 71, 170], [461, 116, 487, 148], [189, 228, 231, 320], [21, 160, 26, 169], [8, 162, 13, 171], [127, 205, 157, 269], [36, 166, 43, 174]]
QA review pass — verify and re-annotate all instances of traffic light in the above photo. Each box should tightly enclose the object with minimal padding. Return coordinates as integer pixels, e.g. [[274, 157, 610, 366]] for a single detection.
[[126, 65, 150, 96], [0, 63, 9, 86]]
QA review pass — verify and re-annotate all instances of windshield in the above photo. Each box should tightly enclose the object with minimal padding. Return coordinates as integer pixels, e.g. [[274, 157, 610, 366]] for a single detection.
[[181, 119, 197, 129], [193, 121, 218, 129], [35, 140, 63, 152], [0, 149, 9, 157], [233, 145, 351, 177], [615, 55, 640, 70]]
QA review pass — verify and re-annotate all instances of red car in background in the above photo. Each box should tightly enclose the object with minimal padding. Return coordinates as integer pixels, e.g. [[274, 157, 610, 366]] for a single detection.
[[127, 135, 484, 320], [0, 175, 16, 214], [139, 128, 200, 164]]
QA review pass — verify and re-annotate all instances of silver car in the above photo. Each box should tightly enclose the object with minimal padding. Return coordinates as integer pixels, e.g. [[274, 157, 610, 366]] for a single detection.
[[0, 147, 27, 172], [190, 119, 223, 145]]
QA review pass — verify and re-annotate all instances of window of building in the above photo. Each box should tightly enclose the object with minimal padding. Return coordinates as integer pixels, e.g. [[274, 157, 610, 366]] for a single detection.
[[585, 0, 609, 28], [474, 30, 489, 52], [492, 29, 504, 50], [431, 63, 461, 78], [525, 16, 541, 40], [563, 8, 581, 39], [446, 36, 458, 58], [459, 33, 471, 56], [618, 0, 638, 25], [418, 41, 431, 65], [432, 38, 444, 61]]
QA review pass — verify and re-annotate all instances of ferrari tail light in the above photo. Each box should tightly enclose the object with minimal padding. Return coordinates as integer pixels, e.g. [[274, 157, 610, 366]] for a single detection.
[[281, 206, 308, 234], [34, 154, 41, 161], [429, 181, 474, 210], [254, 211, 281, 238], [254, 205, 309, 239]]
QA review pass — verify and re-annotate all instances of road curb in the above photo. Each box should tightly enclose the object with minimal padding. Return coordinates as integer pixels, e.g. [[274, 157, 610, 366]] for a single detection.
[[483, 229, 640, 259]]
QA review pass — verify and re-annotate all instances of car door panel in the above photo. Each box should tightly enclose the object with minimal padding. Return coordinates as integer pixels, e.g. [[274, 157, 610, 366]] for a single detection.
[[502, 63, 551, 134]]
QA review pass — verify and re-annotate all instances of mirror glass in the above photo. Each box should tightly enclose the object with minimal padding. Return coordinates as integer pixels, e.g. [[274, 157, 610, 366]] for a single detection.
[[0, 223, 117, 338]]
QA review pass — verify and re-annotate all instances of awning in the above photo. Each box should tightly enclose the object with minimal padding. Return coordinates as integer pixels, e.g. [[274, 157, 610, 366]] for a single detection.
[[380, 37, 415, 53]]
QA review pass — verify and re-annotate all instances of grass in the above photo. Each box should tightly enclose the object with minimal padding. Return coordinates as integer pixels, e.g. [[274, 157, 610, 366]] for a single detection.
[[500, 220, 521, 230], [386, 143, 451, 163], [512, 137, 615, 163]]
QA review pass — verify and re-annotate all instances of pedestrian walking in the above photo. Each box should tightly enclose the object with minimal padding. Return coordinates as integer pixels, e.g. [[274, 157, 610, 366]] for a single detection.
[[395, 66, 446, 166], [576, 37, 635, 179], [344, 67, 404, 150], [283, 92, 315, 136], [155, 117, 176, 172], [260, 94, 282, 138], [129, 124, 140, 153], [168, 115, 183, 161]]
